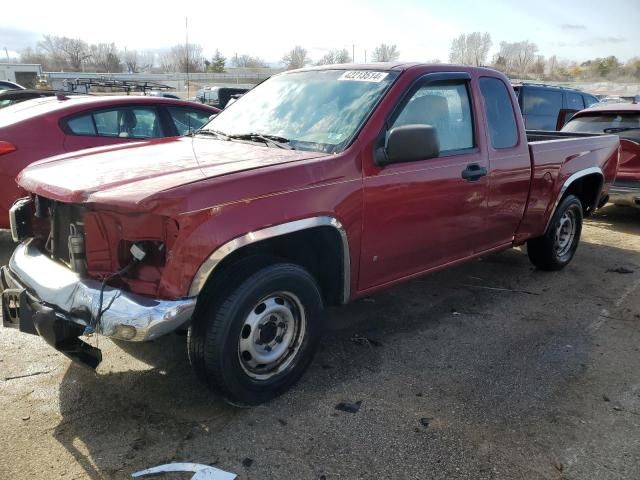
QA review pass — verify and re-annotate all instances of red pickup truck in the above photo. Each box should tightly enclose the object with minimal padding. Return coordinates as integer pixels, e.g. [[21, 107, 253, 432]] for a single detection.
[[1, 64, 619, 405]]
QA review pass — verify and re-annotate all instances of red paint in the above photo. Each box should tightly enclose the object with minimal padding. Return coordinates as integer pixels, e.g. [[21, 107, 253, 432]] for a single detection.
[[15, 65, 620, 302], [0, 95, 218, 228], [566, 103, 640, 183]]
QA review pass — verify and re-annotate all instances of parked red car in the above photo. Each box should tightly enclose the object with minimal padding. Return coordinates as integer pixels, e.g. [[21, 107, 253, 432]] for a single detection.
[[2, 64, 619, 405], [562, 103, 640, 207], [0, 95, 218, 228]]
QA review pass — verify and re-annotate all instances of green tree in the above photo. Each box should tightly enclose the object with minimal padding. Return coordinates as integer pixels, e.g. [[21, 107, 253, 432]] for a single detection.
[[209, 49, 226, 73]]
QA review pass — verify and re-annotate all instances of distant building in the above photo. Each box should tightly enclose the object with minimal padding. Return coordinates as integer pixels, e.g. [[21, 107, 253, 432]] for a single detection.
[[0, 63, 43, 88]]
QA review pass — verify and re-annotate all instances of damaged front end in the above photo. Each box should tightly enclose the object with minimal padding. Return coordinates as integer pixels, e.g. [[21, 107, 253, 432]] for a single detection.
[[1, 195, 196, 369]]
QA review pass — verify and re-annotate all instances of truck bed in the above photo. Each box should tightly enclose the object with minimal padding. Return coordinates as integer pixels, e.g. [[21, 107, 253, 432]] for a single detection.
[[515, 130, 620, 243], [526, 130, 606, 143]]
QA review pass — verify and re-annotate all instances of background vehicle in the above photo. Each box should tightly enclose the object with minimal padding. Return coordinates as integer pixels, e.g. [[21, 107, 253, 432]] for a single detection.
[[2, 64, 619, 406], [146, 91, 181, 100], [0, 80, 25, 91], [562, 103, 640, 207], [196, 86, 250, 108], [0, 95, 218, 228], [597, 95, 631, 105], [0, 89, 58, 109], [513, 83, 599, 130]]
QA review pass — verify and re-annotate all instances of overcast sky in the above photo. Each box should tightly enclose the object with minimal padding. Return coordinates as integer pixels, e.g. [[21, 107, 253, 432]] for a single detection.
[[1, 0, 638, 65]]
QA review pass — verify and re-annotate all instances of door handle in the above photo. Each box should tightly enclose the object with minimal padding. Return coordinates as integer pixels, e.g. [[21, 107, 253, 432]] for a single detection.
[[461, 163, 487, 181]]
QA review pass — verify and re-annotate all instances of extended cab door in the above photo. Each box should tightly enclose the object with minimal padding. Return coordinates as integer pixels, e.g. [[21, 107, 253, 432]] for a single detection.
[[477, 76, 532, 248], [359, 72, 490, 290]]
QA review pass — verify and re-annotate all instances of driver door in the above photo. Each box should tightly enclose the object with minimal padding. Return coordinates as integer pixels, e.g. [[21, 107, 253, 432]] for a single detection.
[[359, 74, 489, 290]]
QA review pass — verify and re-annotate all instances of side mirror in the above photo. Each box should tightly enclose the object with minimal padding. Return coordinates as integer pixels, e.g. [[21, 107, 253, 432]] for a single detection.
[[376, 124, 440, 166]]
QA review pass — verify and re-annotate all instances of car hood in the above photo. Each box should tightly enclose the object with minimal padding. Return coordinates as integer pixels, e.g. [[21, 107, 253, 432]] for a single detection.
[[18, 136, 326, 207]]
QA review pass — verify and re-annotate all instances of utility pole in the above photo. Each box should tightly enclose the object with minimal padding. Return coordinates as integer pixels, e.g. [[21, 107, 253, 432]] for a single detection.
[[352, 44, 355, 63], [185, 16, 190, 99], [364, 50, 367, 63], [4, 47, 9, 61]]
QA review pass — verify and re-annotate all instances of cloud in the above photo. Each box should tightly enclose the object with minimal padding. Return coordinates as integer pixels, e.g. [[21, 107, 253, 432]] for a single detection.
[[556, 36, 628, 47], [0, 27, 41, 51], [561, 23, 586, 30]]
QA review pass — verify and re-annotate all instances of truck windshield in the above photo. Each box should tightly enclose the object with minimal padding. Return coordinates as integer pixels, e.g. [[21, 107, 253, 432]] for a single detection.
[[562, 113, 640, 141], [200, 69, 399, 153]]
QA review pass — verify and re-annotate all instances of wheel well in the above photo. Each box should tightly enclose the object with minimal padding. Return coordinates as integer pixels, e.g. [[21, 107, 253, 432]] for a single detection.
[[199, 226, 346, 307], [563, 173, 603, 216]]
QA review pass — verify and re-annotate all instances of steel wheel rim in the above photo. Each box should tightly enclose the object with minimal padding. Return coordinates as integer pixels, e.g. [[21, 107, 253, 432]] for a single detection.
[[238, 291, 306, 380], [555, 209, 576, 257]]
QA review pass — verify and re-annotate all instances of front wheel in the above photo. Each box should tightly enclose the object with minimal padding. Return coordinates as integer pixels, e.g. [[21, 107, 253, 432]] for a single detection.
[[188, 263, 323, 406], [527, 194, 583, 271]]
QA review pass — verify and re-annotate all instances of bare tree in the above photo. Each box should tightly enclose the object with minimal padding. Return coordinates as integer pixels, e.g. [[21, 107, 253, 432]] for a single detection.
[[60, 37, 91, 71], [89, 43, 121, 72], [159, 44, 204, 73], [282, 46, 310, 70], [371, 43, 399, 62], [316, 48, 351, 65], [531, 55, 546, 79], [495, 41, 538, 76], [449, 32, 492, 66], [231, 54, 268, 68], [547, 55, 558, 79], [20, 47, 52, 70]]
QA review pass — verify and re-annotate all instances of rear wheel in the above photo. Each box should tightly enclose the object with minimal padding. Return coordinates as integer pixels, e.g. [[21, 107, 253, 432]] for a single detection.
[[527, 194, 583, 271], [188, 263, 323, 406]]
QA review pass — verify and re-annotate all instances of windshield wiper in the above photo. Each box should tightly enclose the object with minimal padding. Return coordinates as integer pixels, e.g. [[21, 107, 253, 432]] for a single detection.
[[603, 127, 640, 133], [227, 133, 294, 150], [193, 129, 231, 140]]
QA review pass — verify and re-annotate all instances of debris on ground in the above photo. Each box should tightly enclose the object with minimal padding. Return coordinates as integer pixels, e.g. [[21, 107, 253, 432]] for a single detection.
[[603, 394, 611, 402], [606, 267, 634, 274], [420, 417, 432, 428], [350, 333, 382, 347], [462, 284, 540, 295], [335, 400, 362, 414], [132, 462, 237, 479], [4, 369, 54, 381], [241, 458, 253, 468]]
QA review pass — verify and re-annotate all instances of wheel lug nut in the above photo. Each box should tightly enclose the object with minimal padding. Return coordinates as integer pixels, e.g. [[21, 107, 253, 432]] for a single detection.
[[278, 322, 285, 328], [264, 345, 272, 352], [275, 335, 283, 343]]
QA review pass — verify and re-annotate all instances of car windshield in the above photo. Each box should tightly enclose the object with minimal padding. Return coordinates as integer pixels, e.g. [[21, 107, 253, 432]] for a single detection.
[[200, 69, 399, 153], [562, 113, 640, 141]]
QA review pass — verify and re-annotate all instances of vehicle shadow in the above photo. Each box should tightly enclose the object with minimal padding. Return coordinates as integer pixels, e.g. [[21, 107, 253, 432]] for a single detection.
[[50, 240, 640, 479], [588, 204, 640, 236]]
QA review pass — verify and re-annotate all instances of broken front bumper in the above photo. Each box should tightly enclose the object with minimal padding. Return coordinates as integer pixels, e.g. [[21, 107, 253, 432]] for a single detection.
[[1, 240, 196, 349]]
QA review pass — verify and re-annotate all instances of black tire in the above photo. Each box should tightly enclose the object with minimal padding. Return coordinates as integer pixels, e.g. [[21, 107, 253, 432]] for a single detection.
[[527, 194, 583, 271], [188, 263, 323, 406]]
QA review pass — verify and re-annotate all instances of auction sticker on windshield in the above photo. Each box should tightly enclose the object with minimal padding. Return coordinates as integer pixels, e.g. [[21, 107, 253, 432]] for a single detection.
[[338, 71, 389, 82]]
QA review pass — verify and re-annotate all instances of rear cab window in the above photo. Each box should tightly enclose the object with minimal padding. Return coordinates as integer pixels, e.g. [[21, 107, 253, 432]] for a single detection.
[[479, 77, 518, 149]]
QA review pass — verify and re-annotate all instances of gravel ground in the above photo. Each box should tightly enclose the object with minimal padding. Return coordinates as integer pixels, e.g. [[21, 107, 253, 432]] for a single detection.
[[0, 205, 639, 480]]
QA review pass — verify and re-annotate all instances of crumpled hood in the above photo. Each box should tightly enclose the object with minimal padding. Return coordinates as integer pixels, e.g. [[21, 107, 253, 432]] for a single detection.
[[18, 136, 326, 206]]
